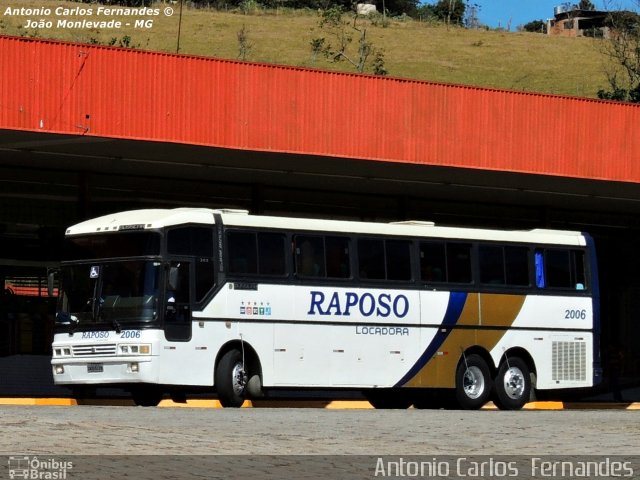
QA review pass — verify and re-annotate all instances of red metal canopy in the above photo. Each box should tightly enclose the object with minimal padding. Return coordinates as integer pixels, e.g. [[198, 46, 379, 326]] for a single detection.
[[1, 34, 639, 183]]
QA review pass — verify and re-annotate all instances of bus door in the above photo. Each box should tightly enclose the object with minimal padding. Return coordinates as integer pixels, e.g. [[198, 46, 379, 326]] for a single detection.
[[164, 260, 192, 342]]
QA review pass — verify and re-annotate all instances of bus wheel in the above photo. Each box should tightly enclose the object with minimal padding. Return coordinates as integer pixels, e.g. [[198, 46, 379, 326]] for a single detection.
[[493, 357, 531, 411], [215, 349, 248, 408], [131, 386, 163, 407], [455, 354, 492, 410]]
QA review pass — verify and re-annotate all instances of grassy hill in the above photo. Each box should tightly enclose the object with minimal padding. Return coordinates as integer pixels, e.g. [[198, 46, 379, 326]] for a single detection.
[[0, 0, 613, 98]]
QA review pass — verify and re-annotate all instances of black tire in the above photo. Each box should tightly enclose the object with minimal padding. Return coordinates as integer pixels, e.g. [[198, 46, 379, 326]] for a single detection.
[[455, 354, 492, 410], [131, 386, 163, 407], [364, 389, 412, 409], [215, 349, 247, 408], [493, 357, 531, 410]]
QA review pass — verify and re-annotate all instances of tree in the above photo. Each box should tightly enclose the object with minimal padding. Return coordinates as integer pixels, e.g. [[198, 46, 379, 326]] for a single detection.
[[577, 0, 596, 10], [432, 0, 466, 26], [312, 7, 387, 75], [464, 2, 481, 29], [597, 10, 640, 102], [383, 0, 420, 16], [237, 24, 253, 61], [521, 20, 547, 33]]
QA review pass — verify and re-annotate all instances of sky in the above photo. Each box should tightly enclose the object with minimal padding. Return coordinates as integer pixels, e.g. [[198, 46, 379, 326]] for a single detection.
[[473, 0, 638, 30]]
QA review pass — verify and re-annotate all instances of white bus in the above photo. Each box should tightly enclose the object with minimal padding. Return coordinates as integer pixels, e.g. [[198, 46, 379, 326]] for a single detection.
[[51, 208, 601, 409]]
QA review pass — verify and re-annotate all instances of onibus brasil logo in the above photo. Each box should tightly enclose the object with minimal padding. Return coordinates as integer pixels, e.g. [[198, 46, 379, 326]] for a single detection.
[[8, 456, 73, 479]]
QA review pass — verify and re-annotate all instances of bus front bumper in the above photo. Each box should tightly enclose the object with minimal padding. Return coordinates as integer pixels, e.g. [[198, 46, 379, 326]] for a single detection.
[[51, 357, 158, 385]]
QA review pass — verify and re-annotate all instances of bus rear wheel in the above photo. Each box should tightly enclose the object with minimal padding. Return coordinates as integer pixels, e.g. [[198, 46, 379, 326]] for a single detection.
[[493, 357, 531, 410], [215, 349, 248, 408], [455, 354, 492, 410]]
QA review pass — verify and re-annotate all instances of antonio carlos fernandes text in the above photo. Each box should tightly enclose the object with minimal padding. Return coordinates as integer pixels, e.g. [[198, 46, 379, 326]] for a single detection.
[[374, 457, 634, 478]]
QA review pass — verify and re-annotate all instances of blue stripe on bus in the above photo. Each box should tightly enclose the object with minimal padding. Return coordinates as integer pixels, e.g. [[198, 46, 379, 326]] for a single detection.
[[394, 291, 467, 387], [584, 232, 602, 386]]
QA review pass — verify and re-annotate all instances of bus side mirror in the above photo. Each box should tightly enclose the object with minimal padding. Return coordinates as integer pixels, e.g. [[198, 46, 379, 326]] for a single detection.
[[168, 266, 179, 291], [47, 269, 58, 297]]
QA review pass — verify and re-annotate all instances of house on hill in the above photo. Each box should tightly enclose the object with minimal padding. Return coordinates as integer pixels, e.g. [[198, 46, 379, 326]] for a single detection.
[[547, 5, 609, 37]]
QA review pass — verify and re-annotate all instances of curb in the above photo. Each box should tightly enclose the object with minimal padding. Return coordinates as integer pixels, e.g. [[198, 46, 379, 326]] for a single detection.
[[0, 398, 638, 409]]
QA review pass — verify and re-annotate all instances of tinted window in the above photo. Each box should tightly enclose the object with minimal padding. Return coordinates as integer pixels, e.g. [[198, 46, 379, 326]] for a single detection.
[[420, 242, 446, 282], [326, 237, 351, 278], [295, 236, 326, 277], [358, 239, 385, 280], [227, 231, 287, 277], [573, 251, 587, 289], [64, 232, 161, 260], [505, 247, 529, 286], [479, 245, 529, 287], [168, 227, 213, 257], [420, 242, 472, 284], [447, 243, 473, 283], [386, 240, 412, 281], [227, 232, 258, 274], [480, 245, 505, 285], [543, 249, 587, 290], [258, 233, 286, 276], [546, 250, 571, 288]]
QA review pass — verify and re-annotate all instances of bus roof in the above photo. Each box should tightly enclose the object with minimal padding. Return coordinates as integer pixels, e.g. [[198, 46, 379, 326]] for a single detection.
[[66, 208, 587, 246]]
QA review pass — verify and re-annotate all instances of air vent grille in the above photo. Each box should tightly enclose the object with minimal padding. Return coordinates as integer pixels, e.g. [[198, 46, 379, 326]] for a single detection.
[[552, 341, 586, 382]]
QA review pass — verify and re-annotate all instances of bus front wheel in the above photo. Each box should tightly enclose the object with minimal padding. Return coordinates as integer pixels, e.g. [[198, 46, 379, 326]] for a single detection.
[[492, 357, 531, 410], [215, 349, 248, 408], [455, 354, 492, 410]]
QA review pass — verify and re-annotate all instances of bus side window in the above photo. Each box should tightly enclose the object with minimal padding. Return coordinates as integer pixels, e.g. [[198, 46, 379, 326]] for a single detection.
[[258, 233, 286, 276], [227, 232, 258, 275], [545, 249, 571, 289], [572, 250, 587, 290], [358, 239, 385, 280], [295, 236, 325, 277], [539, 249, 587, 290], [447, 243, 473, 284], [420, 242, 445, 282], [386, 240, 412, 281], [479, 245, 505, 285], [326, 237, 350, 278]]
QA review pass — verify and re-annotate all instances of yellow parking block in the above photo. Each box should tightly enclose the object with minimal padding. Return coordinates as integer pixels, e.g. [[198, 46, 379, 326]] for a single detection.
[[0, 397, 638, 409], [0, 398, 77, 406]]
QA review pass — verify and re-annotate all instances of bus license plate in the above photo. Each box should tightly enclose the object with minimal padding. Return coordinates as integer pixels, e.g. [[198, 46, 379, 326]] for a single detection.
[[87, 363, 104, 373]]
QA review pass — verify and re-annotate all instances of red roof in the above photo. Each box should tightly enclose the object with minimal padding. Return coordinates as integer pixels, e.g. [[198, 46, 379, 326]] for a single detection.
[[1, 34, 639, 183]]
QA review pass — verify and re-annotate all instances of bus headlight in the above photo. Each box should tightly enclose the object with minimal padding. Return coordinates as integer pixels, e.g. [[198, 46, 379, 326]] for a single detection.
[[119, 344, 151, 355], [54, 365, 65, 375]]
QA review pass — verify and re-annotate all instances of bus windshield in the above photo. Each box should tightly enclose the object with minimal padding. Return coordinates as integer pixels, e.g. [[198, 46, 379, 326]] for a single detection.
[[57, 261, 162, 327]]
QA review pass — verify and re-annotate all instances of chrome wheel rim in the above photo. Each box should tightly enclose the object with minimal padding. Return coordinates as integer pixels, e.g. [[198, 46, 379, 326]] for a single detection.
[[503, 367, 525, 400], [231, 362, 247, 396], [463, 366, 485, 400]]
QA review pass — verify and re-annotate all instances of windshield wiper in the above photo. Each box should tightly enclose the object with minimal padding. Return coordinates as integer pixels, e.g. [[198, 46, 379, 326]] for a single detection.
[[95, 298, 121, 333], [112, 317, 122, 334]]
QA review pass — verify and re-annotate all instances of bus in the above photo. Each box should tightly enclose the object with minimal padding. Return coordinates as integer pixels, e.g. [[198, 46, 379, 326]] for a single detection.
[[50, 208, 601, 409]]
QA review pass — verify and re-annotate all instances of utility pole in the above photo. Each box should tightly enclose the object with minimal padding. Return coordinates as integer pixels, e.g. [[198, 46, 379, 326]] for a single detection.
[[176, 0, 184, 54]]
